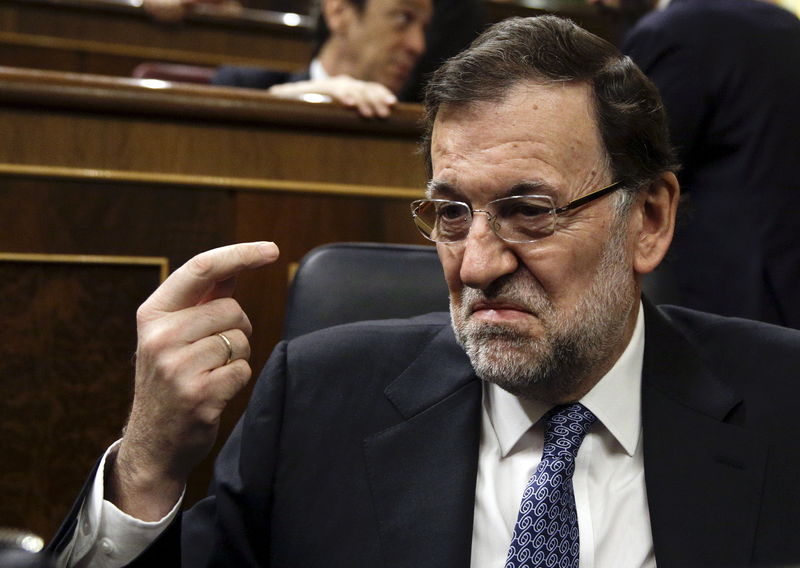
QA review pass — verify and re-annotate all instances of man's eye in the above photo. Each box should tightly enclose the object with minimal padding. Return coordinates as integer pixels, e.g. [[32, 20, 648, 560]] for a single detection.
[[437, 204, 467, 220], [502, 201, 549, 218], [391, 10, 414, 28]]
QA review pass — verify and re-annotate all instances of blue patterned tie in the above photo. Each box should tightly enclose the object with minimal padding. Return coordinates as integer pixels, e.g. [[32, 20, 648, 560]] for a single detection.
[[505, 403, 597, 568]]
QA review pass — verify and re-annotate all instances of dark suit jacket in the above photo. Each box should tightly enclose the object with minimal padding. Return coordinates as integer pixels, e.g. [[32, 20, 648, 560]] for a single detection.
[[51, 302, 800, 567], [624, 0, 800, 328], [211, 66, 311, 89]]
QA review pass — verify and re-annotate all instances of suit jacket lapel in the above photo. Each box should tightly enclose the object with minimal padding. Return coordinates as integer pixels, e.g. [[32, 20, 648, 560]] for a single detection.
[[364, 324, 482, 568], [642, 301, 767, 567]]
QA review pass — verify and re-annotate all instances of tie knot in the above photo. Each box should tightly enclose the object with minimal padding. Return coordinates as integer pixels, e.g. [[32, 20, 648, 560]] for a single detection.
[[542, 403, 597, 461]]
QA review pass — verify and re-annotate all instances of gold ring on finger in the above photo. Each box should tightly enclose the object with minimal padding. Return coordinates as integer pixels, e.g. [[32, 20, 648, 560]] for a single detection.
[[217, 332, 233, 365]]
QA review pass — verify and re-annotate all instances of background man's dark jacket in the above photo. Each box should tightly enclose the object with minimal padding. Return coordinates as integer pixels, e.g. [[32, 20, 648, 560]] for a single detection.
[[624, 0, 800, 328], [212, 66, 311, 89]]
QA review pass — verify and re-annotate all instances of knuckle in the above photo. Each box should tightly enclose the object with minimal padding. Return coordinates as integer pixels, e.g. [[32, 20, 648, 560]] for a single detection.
[[135, 303, 157, 325], [138, 323, 173, 355], [205, 297, 240, 321], [186, 251, 215, 280], [175, 375, 209, 407], [217, 296, 241, 313], [217, 359, 250, 384], [239, 339, 252, 360], [228, 334, 251, 361], [232, 243, 254, 266], [228, 360, 252, 386], [238, 312, 252, 335]]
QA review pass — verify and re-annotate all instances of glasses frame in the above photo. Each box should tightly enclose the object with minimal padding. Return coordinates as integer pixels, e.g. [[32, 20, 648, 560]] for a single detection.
[[411, 180, 623, 244]]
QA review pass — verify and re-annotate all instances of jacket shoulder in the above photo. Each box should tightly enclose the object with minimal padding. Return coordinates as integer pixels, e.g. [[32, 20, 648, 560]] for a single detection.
[[656, 304, 800, 385], [286, 312, 453, 365]]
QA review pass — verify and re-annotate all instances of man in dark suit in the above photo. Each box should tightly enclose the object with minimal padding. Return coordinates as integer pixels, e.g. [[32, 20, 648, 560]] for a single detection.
[[52, 15, 800, 568], [215, 0, 489, 105], [145, 0, 432, 117], [214, 0, 432, 117], [592, 0, 800, 329]]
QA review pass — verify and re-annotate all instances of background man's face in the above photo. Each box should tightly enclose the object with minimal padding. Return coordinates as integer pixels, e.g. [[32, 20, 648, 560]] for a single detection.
[[430, 82, 640, 402], [342, 0, 431, 93]]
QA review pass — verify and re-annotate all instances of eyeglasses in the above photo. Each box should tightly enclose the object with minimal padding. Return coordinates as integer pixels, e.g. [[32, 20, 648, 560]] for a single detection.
[[410, 181, 623, 244]]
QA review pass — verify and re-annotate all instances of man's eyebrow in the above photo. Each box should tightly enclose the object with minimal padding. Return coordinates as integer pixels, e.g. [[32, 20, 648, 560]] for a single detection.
[[426, 179, 558, 200], [398, 0, 430, 16], [504, 180, 557, 198], [426, 180, 460, 199]]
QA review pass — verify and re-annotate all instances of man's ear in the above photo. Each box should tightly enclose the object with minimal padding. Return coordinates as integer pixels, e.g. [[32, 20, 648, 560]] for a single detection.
[[631, 172, 680, 275], [322, 0, 358, 37]]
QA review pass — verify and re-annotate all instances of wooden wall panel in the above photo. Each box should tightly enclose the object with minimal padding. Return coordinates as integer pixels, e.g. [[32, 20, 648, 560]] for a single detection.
[[0, 0, 313, 77], [0, 256, 165, 540], [0, 108, 424, 188]]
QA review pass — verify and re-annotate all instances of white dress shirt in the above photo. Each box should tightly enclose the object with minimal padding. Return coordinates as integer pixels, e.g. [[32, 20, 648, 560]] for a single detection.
[[471, 303, 655, 567], [63, 304, 655, 568], [308, 58, 330, 81], [57, 440, 182, 568]]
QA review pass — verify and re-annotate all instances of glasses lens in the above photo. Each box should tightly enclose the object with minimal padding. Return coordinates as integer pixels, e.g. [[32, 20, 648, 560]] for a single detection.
[[411, 200, 471, 243], [491, 196, 555, 242]]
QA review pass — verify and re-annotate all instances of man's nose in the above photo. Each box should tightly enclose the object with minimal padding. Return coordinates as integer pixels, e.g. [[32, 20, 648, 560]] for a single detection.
[[405, 24, 427, 59], [459, 214, 519, 291]]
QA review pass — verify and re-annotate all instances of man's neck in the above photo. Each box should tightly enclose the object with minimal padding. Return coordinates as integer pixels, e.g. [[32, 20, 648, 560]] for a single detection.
[[317, 41, 357, 79]]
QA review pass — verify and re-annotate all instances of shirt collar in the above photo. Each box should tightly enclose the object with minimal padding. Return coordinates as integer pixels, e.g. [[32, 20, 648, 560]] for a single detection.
[[309, 58, 330, 81], [484, 301, 645, 458]]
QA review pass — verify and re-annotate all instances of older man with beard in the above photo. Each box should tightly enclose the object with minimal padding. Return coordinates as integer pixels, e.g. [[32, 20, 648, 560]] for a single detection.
[[51, 15, 800, 568]]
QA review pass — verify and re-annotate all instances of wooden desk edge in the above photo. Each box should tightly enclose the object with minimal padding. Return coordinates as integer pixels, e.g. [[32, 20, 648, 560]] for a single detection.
[[0, 67, 425, 137]]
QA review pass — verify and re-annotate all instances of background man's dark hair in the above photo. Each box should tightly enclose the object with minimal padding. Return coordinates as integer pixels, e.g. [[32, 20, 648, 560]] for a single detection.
[[310, 0, 367, 56], [422, 15, 678, 192]]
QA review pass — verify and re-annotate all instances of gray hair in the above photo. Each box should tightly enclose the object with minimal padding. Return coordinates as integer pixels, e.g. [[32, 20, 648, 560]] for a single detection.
[[422, 15, 679, 203]]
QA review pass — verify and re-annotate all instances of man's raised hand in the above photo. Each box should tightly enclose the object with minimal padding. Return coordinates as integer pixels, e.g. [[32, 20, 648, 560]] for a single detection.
[[108, 242, 279, 521]]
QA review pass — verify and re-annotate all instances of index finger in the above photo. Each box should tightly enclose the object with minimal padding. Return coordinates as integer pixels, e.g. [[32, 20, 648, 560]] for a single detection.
[[145, 241, 279, 314]]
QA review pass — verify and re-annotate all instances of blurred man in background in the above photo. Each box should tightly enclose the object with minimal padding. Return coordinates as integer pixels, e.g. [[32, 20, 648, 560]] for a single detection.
[[145, 0, 432, 117], [591, 0, 800, 328]]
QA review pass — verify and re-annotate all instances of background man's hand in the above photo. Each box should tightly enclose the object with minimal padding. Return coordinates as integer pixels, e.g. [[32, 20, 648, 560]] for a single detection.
[[108, 242, 279, 520], [268, 75, 399, 118]]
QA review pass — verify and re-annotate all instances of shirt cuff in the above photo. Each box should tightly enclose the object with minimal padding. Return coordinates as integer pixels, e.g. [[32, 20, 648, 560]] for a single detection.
[[62, 439, 184, 568]]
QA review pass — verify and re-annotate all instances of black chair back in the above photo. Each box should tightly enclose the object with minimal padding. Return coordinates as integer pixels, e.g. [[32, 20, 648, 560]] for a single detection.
[[282, 243, 450, 339]]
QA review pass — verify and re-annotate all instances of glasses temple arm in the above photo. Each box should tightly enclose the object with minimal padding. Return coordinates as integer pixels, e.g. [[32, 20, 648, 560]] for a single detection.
[[553, 181, 622, 214]]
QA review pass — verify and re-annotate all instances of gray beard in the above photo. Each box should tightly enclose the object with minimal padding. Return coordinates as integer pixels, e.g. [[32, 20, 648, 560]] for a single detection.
[[451, 221, 636, 402]]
